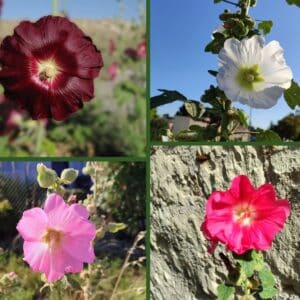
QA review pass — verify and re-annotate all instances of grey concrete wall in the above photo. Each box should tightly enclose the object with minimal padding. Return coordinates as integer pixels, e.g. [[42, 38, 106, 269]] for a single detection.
[[150, 146, 300, 300]]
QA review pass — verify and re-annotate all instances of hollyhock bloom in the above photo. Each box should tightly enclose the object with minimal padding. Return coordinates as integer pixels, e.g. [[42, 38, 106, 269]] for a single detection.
[[16, 193, 96, 282], [217, 35, 293, 108], [137, 40, 146, 59], [108, 62, 119, 80], [201, 175, 291, 254], [124, 47, 139, 60], [0, 95, 22, 136], [0, 16, 103, 121]]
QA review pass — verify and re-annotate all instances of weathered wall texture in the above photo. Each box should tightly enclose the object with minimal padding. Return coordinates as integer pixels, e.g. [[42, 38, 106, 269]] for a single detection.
[[150, 146, 300, 300]]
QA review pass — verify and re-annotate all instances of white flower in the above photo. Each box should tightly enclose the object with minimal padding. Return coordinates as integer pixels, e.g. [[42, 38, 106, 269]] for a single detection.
[[217, 35, 293, 108]]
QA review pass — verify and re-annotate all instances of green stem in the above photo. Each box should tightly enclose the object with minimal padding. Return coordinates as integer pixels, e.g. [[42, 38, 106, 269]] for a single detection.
[[52, 0, 59, 15], [35, 121, 45, 156], [241, 0, 250, 17]]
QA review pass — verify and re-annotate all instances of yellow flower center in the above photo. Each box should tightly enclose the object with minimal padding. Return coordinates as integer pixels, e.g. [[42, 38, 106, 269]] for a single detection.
[[233, 204, 256, 226], [38, 60, 60, 81], [41, 227, 64, 250], [236, 64, 264, 91]]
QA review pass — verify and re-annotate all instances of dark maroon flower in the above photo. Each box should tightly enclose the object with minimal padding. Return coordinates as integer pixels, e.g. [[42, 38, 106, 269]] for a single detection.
[[0, 95, 22, 136], [0, 16, 103, 121], [124, 40, 147, 61], [124, 47, 139, 60]]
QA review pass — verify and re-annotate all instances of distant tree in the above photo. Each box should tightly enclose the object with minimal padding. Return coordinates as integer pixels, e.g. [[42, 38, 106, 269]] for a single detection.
[[270, 114, 300, 141]]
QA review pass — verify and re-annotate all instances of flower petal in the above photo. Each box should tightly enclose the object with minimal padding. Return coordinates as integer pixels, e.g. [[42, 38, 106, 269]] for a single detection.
[[16, 208, 48, 241]]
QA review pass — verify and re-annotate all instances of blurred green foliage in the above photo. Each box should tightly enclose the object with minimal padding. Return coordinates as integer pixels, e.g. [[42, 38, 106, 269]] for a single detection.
[[106, 162, 145, 233], [270, 114, 300, 141], [0, 253, 145, 300]]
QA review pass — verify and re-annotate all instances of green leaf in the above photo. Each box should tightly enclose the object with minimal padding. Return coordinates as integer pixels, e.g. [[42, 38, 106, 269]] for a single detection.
[[286, 0, 300, 7], [175, 129, 200, 141], [214, 0, 222, 2], [256, 130, 281, 142], [205, 32, 226, 54], [151, 89, 187, 109], [258, 267, 277, 299], [235, 251, 264, 278], [217, 284, 234, 300], [184, 101, 206, 119], [66, 276, 82, 290], [258, 21, 273, 35], [284, 80, 300, 109], [107, 222, 127, 233]]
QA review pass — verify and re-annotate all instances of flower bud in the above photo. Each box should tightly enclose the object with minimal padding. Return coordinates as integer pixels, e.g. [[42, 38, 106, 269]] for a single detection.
[[87, 204, 97, 215], [60, 168, 78, 184], [37, 163, 58, 188], [82, 164, 94, 175]]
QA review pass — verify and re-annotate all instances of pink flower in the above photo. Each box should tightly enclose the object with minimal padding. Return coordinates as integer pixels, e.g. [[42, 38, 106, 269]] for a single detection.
[[137, 40, 146, 59], [201, 175, 291, 254], [16, 193, 96, 282], [108, 62, 119, 80], [0, 95, 22, 136]]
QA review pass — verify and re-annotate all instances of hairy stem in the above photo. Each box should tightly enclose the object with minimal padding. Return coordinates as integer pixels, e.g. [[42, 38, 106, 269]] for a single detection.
[[52, 0, 59, 15], [34, 121, 45, 156], [110, 231, 145, 300], [241, 0, 250, 17]]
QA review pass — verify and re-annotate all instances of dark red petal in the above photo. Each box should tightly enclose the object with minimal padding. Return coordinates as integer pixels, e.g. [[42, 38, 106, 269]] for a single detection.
[[0, 15, 103, 120]]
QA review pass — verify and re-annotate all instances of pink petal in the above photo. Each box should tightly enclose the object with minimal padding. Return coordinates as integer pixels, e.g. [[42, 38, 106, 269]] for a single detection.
[[16, 208, 48, 241], [62, 235, 95, 263], [69, 203, 89, 219], [23, 241, 64, 282], [229, 175, 256, 202]]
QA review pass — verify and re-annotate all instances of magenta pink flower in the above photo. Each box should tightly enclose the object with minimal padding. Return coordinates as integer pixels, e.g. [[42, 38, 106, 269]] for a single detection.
[[201, 175, 291, 254], [16, 193, 96, 282], [108, 62, 119, 80], [0, 16, 103, 121], [137, 40, 146, 59], [0, 95, 22, 136]]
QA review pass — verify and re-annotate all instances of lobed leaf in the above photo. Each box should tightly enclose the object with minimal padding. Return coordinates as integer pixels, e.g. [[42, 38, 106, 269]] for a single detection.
[[258, 20, 273, 35], [217, 284, 234, 300], [284, 80, 300, 109], [184, 101, 206, 119], [258, 267, 277, 299]]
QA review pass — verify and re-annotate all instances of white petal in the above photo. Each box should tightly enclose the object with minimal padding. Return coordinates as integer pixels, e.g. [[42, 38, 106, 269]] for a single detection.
[[249, 87, 283, 108], [239, 35, 265, 65], [258, 41, 293, 89]]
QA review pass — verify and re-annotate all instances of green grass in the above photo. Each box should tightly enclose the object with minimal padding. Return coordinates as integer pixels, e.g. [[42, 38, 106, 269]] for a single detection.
[[0, 253, 145, 300]]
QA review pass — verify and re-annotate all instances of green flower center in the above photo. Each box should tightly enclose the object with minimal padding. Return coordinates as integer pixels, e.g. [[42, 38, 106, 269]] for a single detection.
[[236, 65, 264, 91]]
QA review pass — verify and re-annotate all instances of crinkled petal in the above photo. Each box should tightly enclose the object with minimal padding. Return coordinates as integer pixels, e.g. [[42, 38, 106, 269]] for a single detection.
[[16, 208, 48, 241]]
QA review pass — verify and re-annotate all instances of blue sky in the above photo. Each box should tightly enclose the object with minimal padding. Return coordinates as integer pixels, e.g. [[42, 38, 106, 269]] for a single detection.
[[151, 0, 300, 129], [1, 0, 144, 21]]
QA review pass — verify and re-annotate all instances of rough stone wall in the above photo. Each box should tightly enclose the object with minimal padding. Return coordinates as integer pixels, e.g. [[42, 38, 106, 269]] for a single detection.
[[150, 146, 300, 300]]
